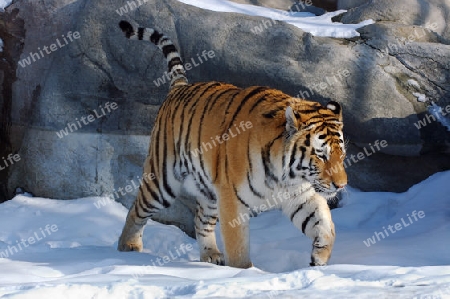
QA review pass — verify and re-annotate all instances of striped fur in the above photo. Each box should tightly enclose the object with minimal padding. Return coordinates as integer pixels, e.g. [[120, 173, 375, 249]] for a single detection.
[[117, 21, 347, 268]]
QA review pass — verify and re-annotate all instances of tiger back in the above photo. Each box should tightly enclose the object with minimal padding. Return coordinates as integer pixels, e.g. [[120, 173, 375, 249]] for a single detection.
[[117, 20, 347, 268]]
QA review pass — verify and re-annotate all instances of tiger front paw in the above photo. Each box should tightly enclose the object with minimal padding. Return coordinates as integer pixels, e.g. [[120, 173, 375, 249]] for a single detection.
[[117, 234, 143, 252], [201, 250, 225, 266]]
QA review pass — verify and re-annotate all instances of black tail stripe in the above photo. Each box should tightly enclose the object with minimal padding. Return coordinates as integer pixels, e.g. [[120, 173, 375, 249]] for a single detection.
[[302, 211, 316, 233], [168, 57, 183, 70], [119, 21, 134, 38], [150, 30, 163, 44], [162, 44, 178, 57], [159, 36, 169, 44], [137, 27, 144, 40]]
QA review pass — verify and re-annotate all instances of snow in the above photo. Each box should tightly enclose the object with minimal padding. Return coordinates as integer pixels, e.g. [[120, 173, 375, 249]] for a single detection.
[[0, 0, 12, 11], [176, 0, 374, 38], [408, 79, 421, 89], [413, 92, 427, 102], [1, 171, 450, 298]]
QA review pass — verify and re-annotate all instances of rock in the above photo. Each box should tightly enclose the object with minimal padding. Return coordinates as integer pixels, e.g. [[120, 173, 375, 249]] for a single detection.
[[340, 0, 450, 41], [229, 0, 297, 10], [236, 0, 329, 15], [289, 2, 326, 16], [311, 0, 338, 11], [344, 144, 450, 192], [230, 0, 336, 12], [0, 0, 449, 218], [337, 0, 369, 10], [0, 7, 24, 203]]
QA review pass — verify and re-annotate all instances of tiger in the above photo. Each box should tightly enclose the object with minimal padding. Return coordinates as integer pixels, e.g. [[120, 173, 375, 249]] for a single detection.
[[117, 20, 347, 268]]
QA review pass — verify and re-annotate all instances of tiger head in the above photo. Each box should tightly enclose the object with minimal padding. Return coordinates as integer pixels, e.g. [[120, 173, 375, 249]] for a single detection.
[[284, 100, 347, 199]]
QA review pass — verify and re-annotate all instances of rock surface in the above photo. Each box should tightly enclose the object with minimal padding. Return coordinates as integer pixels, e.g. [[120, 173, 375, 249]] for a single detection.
[[0, 0, 449, 211], [337, 0, 369, 10], [229, 0, 296, 10], [340, 0, 450, 41]]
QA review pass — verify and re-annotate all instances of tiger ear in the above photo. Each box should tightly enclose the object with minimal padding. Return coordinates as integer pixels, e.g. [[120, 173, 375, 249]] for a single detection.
[[326, 101, 343, 120], [285, 106, 299, 138]]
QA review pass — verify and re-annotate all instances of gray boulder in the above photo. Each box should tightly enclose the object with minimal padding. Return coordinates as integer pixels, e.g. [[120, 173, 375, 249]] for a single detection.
[[0, 0, 448, 213], [340, 0, 450, 41], [338, 0, 369, 10], [229, 0, 296, 10]]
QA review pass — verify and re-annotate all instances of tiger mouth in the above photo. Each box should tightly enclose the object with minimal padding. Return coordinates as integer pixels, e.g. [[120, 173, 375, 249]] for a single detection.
[[313, 185, 339, 199], [319, 190, 338, 200], [293, 182, 337, 199]]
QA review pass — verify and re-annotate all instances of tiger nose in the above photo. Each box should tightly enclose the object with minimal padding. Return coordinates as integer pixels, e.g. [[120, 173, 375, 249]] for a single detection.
[[333, 182, 346, 189]]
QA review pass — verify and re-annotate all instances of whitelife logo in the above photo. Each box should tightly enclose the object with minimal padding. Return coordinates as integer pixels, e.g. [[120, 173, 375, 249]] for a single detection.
[[363, 210, 425, 247], [18, 31, 81, 68], [0, 224, 58, 258], [0, 153, 20, 171], [190, 121, 253, 157], [56, 102, 118, 139]]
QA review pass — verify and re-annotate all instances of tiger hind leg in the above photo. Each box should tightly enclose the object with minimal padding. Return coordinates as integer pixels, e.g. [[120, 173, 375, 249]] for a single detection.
[[117, 187, 157, 252], [118, 193, 196, 252], [195, 201, 224, 265], [117, 201, 147, 252], [117, 187, 163, 252], [286, 193, 335, 266]]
